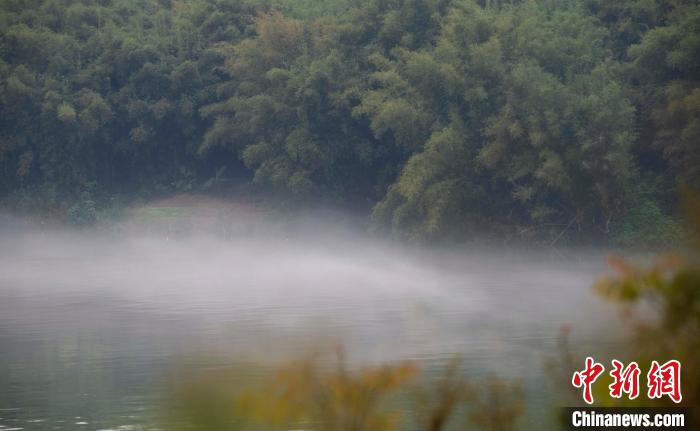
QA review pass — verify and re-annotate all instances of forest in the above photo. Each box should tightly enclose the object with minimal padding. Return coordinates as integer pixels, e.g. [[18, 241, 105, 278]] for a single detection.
[[1, 0, 698, 244]]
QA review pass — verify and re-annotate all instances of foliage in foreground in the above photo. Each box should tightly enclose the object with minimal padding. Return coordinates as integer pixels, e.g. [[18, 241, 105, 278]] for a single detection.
[[168, 352, 524, 431], [593, 196, 700, 425]]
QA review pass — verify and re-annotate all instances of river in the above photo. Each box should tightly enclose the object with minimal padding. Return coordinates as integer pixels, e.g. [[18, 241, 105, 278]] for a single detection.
[[0, 221, 624, 430]]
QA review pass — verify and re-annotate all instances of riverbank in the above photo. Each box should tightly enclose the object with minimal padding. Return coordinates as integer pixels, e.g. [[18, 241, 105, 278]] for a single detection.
[[0, 189, 687, 250]]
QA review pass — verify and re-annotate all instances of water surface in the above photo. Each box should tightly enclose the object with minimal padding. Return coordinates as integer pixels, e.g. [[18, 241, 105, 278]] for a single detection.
[[0, 223, 622, 430]]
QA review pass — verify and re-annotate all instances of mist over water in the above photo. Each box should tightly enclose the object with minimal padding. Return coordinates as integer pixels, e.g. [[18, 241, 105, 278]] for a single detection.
[[0, 215, 622, 430]]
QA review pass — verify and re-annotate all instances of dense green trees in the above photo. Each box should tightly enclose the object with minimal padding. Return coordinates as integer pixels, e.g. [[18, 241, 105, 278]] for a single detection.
[[1, 0, 697, 243], [369, 1, 638, 239], [1, 0, 262, 206]]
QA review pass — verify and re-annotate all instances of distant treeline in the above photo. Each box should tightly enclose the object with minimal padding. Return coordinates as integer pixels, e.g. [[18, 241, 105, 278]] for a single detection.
[[1, 0, 698, 243]]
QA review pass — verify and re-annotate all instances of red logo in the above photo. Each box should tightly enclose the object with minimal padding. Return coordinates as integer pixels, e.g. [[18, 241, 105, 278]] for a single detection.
[[647, 360, 682, 403], [572, 356, 606, 404], [572, 358, 682, 404], [609, 359, 640, 400]]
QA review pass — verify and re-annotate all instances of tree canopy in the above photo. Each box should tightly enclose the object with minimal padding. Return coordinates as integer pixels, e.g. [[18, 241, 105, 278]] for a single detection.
[[1, 0, 697, 243]]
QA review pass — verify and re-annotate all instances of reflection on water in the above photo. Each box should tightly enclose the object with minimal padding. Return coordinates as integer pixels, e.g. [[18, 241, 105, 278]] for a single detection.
[[0, 223, 622, 430]]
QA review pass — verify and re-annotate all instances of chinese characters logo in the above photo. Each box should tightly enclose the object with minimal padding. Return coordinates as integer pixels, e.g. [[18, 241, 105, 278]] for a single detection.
[[572, 357, 682, 404]]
